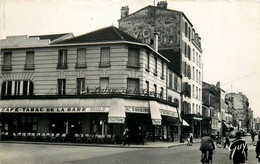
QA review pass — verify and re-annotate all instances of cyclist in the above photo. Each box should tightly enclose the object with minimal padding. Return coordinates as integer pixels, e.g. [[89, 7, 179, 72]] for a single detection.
[[200, 134, 215, 163]]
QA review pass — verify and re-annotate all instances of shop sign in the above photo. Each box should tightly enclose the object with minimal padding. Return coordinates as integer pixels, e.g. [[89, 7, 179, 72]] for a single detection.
[[152, 119, 161, 125], [108, 117, 125, 124], [125, 106, 150, 113], [160, 109, 178, 117], [0, 107, 110, 113]]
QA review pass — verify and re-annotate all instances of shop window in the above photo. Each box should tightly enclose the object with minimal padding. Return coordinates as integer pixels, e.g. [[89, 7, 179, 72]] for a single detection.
[[25, 51, 35, 70], [100, 77, 109, 89], [58, 79, 66, 95], [127, 78, 139, 94], [127, 47, 140, 68], [99, 47, 110, 67], [57, 49, 68, 69], [77, 78, 85, 95], [2, 52, 12, 71], [76, 48, 87, 68]]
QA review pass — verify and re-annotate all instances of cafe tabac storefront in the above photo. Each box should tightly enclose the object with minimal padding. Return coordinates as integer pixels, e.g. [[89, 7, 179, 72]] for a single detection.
[[0, 98, 180, 143]]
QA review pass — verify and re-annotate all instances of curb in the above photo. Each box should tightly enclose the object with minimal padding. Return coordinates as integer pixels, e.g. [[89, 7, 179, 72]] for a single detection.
[[0, 140, 200, 149]]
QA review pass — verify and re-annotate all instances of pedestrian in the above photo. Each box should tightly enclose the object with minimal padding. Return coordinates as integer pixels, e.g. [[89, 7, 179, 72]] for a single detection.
[[229, 131, 248, 164], [189, 131, 193, 144], [200, 134, 215, 163], [251, 130, 255, 142], [223, 132, 230, 148], [137, 127, 144, 145], [123, 127, 130, 146], [255, 134, 260, 163], [170, 130, 174, 142]]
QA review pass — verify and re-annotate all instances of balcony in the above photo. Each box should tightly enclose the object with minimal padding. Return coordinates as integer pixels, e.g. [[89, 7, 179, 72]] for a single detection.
[[1, 65, 12, 71], [75, 62, 87, 68], [57, 63, 68, 69], [99, 61, 111, 67], [24, 64, 35, 70], [127, 62, 140, 69]]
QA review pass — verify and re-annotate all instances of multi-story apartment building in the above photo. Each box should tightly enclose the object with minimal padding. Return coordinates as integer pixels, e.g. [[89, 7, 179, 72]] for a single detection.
[[118, 1, 203, 138], [0, 26, 182, 143], [226, 92, 250, 132]]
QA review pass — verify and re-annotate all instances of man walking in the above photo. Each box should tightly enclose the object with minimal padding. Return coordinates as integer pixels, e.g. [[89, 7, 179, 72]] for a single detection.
[[223, 132, 230, 148], [229, 131, 248, 164]]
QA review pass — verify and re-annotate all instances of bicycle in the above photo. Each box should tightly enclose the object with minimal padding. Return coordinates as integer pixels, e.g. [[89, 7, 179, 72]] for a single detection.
[[216, 137, 224, 148], [201, 150, 213, 164]]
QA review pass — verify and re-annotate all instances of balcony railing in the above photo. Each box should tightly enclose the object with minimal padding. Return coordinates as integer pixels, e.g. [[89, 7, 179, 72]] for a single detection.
[[1, 65, 12, 71], [24, 64, 35, 70], [75, 62, 87, 68], [99, 61, 111, 67], [57, 63, 68, 69]]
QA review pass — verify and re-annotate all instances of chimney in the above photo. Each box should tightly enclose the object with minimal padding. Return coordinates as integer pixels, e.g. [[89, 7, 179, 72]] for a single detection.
[[121, 6, 129, 19], [157, 1, 168, 9], [216, 81, 220, 88], [153, 32, 159, 52]]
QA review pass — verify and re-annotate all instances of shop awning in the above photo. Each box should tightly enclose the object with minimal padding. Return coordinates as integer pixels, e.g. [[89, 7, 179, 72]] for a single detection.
[[108, 98, 125, 124], [149, 101, 162, 125], [183, 119, 190, 126]]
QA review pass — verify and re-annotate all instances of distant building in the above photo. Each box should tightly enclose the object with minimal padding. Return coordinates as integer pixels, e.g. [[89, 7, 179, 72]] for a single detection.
[[118, 1, 203, 139]]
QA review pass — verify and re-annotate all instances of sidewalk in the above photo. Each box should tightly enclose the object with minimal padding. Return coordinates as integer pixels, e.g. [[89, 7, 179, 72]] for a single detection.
[[0, 139, 200, 148]]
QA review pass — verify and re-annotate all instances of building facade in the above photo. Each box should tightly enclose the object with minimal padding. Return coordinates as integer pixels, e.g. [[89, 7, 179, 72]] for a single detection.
[[118, 1, 203, 138], [0, 26, 182, 143]]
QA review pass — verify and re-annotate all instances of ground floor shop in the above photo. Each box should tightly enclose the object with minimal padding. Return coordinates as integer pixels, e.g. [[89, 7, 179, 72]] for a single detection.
[[0, 98, 181, 143], [182, 114, 202, 139]]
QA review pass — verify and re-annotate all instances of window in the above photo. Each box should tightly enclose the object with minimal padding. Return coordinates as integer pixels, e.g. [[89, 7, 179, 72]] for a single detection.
[[185, 22, 188, 37], [146, 81, 149, 96], [196, 52, 198, 65], [199, 72, 201, 83], [184, 42, 187, 57], [196, 69, 198, 82], [57, 49, 68, 68], [154, 57, 157, 75], [127, 47, 140, 68], [99, 47, 110, 67], [127, 78, 139, 94], [188, 27, 191, 40], [184, 62, 187, 76], [192, 103, 194, 114], [192, 85, 194, 98], [196, 86, 198, 99], [145, 51, 150, 71], [174, 76, 177, 90], [169, 74, 172, 89], [1, 80, 34, 96], [187, 65, 191, 79], [2, 52, 12, 71], [160, 87, 163, 99], [100, 77, 109, 89], [154, 84, 157, 97], [193, 49, 195, 62], [25, 51, 35, 70], [188, 46, 191, 60], [58, 79, 66, 95], [199, 88, 201, 100], [76, 48, 87, 68], [193, 66, 195, 80], [196, 104, 198, 114], [199, 55, 201, 66], [161, 61, 164, 79], [77, 78, 85, 95]]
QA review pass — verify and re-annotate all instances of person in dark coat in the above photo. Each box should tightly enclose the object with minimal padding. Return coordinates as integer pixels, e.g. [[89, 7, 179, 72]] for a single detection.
[[251, 130, 255, 142], [223, 132, 230, 148], [137, 127, 144, 145], [123, 128, 130, 146], [255, 134, 260, 163]]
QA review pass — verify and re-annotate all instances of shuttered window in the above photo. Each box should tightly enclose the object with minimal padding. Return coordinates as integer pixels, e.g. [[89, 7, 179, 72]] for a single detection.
[[100, 47, 110, 67], [76, 48, 86, 68]]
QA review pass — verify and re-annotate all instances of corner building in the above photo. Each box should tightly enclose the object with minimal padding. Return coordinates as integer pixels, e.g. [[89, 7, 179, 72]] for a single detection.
[[118, 1, 203, 138], [0, 26, 181, 143]]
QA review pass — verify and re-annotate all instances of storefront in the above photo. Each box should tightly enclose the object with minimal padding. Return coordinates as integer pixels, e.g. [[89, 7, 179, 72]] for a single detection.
[[0, 98, 180, 143]]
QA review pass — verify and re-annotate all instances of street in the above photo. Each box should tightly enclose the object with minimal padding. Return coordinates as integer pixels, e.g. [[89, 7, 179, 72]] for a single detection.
[[0, 136, 258, 164]]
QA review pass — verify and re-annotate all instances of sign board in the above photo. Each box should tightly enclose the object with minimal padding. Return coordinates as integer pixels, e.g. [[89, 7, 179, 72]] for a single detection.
[[125, 106, 150, 113], [160, 109, 178, 118], [0, 107, 110, 113], [108, 117, 125, 124], [152, 119, 162, 125]]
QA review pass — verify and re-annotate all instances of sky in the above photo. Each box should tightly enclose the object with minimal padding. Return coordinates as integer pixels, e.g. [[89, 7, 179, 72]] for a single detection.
[[1, 0, 260, 116]]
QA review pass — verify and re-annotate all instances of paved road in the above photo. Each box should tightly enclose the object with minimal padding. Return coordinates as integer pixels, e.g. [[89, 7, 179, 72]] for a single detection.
[[0, 136, 258, 164]]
